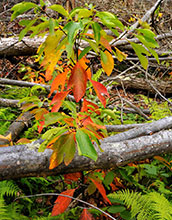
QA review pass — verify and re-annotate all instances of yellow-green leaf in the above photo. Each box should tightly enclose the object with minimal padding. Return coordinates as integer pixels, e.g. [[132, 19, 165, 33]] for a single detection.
[[49, 4, 69, 17], [100, 50, 114, 76], [115, 48, 127, 62]]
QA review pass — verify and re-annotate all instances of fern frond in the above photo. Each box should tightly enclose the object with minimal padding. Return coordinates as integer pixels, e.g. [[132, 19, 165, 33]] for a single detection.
[[0, 198, 11, 220], [0, 180, 20, 198], [108, 189, 152, 219], [7, 202, 29, 220], [148, 192, 172, 220]]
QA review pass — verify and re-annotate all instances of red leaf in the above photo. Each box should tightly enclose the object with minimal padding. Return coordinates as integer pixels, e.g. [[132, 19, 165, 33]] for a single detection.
[[50, 90, 70, 112], [49, 70, 68, 97], [90, 80, 109, 108], [64, 172, 82, 184], [81, 99, 100, 115], [68, 62, 87, 102], [79, 209, 94, 220], [52, 189, 75, 216], [90, 178, 111, 205]]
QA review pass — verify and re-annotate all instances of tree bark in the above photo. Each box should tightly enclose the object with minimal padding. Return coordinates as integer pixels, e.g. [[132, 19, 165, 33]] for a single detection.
[[0, 31, 171, 57], [1, 117, 172, 180]]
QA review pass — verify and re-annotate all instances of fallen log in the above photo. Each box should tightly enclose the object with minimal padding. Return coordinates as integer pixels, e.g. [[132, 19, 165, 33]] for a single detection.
[[1, 116, 172, 180], [0, 128, 172, 180], [0, 31, 171, 57]]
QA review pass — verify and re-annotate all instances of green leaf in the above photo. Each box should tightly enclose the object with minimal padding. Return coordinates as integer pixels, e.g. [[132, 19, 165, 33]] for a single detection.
[[19, 19, 32, 26], [142, 164, 158, 175], [64, 21, 83, 44], [69, 7, 82, 18], [78, 46, 91, 60], [103, 171, 115, 189], [96, 11, 124, 30], [62, 101, 77, 113], [40, 0, 45, 7], [100, 50, 108, 63], [108, 205, 126, 214], [92, 22, 101, 43], [76, 129, 98, 161], [19, 19, 37, 40], [137, 29, 159, 47], [64, 21, 83, 57], [86, 39, 99, 53], [11, 2, 37, 21], [120, 210, 132, 220], [130, 42, 150, 69], [136, 34, 158, 49], [44, 112, 68, 126], [49, 4, 69, 17], [49, 18, 55, 35], [78, 8, 92, 18], [30, 20, 49, 38], [100, 109, 116, 119]]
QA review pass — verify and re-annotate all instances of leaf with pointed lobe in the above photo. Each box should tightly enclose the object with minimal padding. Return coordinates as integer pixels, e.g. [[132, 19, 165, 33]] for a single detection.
[[81, 99, 100, 115], [49, 4, 69, 17], [49, 132, 75, 169], [79, 209, 95, 220], [100, 36, 112, 52], [51, 189, 75, 216], [100, 50, 114, 76], [90, 178, 111, 205], [50, 90, 70, 112], [68, 62, 87, 102], [90, 80, 109, 107], [49, 70, 68, 97], [115, 47, 127, 62], [78, 52, 92, 80], [76, 129, 97, 162]]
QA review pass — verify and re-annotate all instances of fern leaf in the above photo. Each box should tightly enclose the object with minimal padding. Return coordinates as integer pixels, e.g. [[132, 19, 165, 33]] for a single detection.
[[148, 192, 172, 220], [0, 180, 20, 198]]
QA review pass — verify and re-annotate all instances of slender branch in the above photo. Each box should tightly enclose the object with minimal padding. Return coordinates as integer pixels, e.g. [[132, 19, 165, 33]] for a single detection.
[[15, 193, 116, 220], [122, 98, 151, 121], [110, 0, 164, 46]]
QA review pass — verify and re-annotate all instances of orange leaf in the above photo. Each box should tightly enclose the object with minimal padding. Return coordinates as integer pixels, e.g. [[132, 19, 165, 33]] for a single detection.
[[154, 156, 171, 165], [101, 50, 114, 76], [16, 138, 31, 144], [82, 116, 106, 130], [79, 209, 94, 220], [49, 70, 68, 97], [90, 178, 111, 205], [68, 62, 87, 102], [90, 80, 109, 107], [52, 189, 75, 216], [51, 90, 70, 112], [78, 53, 92, 80], [31, 108, 49, 133], [100, 36, 112, 52]]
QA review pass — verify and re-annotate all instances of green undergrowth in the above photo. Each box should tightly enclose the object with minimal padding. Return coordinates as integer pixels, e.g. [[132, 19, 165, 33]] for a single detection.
[[1, 82, 172, 219], [0, 108, 17, 135]]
